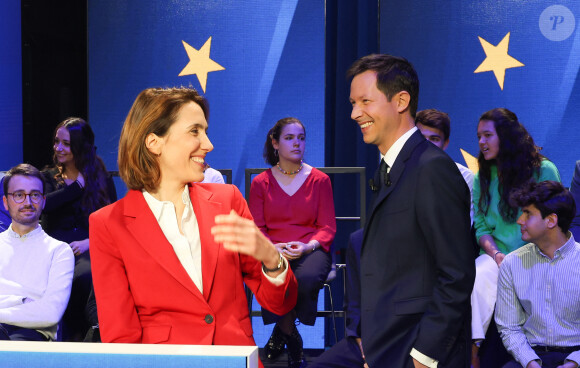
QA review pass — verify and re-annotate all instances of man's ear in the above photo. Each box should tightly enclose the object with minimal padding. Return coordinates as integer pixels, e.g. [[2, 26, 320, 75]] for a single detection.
[[145, 133, 163, 156], [3, 196, 8, 212], [396, 91, 411, 113], [443, 139, 450, 150], [546, 213, 558, 229]]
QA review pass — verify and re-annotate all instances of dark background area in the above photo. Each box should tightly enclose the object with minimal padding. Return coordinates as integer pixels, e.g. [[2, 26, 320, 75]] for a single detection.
[[21, 0, 88, 170]]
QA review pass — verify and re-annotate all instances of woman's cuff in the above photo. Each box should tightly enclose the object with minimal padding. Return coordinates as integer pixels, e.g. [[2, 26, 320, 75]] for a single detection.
[[262, 256, 289, 286]]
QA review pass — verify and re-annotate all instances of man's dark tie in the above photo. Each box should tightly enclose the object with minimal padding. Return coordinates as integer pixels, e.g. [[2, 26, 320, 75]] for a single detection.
[[379, 159, 390, 187]]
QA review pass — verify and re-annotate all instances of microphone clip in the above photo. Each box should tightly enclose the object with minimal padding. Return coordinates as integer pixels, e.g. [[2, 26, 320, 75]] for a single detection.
[[369, 179, 379, 192]]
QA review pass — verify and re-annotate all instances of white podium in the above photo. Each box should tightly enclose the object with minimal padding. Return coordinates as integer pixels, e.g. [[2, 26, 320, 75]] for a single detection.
[[0, 341, 259, 368]]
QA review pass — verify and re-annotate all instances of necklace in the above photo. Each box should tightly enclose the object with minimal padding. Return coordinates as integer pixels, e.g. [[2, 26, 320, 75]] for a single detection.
[[276, 161, 303, 175]]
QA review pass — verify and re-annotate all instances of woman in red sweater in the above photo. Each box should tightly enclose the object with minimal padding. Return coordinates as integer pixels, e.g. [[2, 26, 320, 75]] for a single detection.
[[249, 117, 336, 368]]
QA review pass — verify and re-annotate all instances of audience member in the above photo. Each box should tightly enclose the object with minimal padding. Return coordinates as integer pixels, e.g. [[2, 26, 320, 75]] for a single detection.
[[569, 160, 580, 240], [83, 287, 100, 342], [416, 108, 474, 222], [249, 117, 336, 368], [346, 53, 474, 368], [201, 164, 225, 184], [495, 180, 579, 368], [471, 108, 561, 367], [0, 174, 10, 232], [0, 164, 74, 341], [310, 229, 368, 368], [89, 87, 297, 368], [41, 117, 116, 341]]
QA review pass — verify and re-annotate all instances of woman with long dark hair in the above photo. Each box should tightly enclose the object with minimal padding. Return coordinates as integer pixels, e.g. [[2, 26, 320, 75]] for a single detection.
[[249, 117, 336, 368], [470, 108, 560, 367], [41, 117, 116, 341]]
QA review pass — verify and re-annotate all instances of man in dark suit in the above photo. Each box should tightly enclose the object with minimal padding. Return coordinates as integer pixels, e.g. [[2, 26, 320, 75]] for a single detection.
[[310, 229, 367, 367], [348, 54, 475, 368]]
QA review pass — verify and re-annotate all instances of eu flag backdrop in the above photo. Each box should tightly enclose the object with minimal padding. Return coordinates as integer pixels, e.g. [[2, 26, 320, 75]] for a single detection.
[[379, 0, 580, 184], [88, 0, 325, 193], [0, 0, 22, 169]]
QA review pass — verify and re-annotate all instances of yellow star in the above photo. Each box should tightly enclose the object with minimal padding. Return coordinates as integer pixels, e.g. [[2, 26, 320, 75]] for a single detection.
[[460, 148, 479, 173], [474, 32, 524, 90], [178, 37, 225, 93]]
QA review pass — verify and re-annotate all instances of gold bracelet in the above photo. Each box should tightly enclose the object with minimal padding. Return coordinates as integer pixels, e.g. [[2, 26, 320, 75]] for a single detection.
[[262, 253, 283, 273]]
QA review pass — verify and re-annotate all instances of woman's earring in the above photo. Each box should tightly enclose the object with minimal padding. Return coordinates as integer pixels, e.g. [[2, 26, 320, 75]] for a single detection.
[[274, 149, 278, 157]]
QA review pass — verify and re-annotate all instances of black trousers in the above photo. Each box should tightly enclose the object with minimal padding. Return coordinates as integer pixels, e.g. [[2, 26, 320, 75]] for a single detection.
[[502, 350, 575, 368], [262, 249, 331, 326], [309, 337, 366, 368], [0, 323, 48, 341]]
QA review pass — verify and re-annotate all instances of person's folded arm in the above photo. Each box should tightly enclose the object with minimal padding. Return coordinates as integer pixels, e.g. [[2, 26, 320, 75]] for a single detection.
[[0, 245, 74, 328]]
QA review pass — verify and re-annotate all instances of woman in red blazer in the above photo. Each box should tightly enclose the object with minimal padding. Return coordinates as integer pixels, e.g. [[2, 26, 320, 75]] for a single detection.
[[89, 87, 297, 367]]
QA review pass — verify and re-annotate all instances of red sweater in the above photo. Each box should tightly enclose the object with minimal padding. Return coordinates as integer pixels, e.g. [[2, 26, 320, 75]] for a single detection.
[[249, 168, 336, 252]]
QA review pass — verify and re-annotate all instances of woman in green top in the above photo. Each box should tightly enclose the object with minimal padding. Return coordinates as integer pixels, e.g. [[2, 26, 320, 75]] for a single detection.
[[470, 108, 560, 367]]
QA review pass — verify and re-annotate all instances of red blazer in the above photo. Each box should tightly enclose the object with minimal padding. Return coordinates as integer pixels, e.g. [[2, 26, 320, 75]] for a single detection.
[[89, 183, 297, 347]]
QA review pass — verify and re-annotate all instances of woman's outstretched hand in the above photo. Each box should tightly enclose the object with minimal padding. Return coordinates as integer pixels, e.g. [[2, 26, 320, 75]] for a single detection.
[[212, 210, 284, 275]]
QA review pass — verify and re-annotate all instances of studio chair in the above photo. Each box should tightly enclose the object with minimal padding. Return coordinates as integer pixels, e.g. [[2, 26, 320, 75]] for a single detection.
[[317, 263, 346, 344]]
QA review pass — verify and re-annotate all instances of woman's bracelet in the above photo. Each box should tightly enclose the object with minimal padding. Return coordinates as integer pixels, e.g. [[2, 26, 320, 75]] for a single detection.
[[262, 252, 283, 273], [493, 250, 503, 261]]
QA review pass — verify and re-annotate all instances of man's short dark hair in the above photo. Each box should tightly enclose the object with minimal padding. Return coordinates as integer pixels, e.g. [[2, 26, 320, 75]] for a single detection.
[[3, 164, 45, 195], [510, 180, 575, 233], [415, 109, 451, 142], [347, 54, 419, 118]]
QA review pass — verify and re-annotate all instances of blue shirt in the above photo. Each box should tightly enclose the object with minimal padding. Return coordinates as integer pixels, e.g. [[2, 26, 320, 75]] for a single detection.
[[495, 234, 580, 367]]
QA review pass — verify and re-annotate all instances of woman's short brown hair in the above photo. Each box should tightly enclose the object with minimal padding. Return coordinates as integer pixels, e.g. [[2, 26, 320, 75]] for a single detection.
[[118, 87, 209, 191]]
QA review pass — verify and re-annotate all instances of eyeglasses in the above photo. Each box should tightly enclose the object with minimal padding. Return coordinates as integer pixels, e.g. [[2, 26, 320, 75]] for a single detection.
[[7, 190, 44, 204]]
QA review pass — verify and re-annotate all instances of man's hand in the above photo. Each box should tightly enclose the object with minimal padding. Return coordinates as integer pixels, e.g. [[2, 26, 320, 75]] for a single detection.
[[526, 360, 541, 368], [413, 358, 429, 368]]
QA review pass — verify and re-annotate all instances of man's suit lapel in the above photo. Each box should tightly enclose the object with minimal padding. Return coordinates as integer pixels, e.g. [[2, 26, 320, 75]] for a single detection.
[[370, 130, 424, 214], [364, 131, 425, 247], [188, 184, 222, 300], [123, 189, 206, 303]]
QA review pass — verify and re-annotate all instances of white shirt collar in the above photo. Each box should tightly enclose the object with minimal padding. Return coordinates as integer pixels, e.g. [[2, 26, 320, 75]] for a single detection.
[[7, 223, 42, 239], [381, 126, 418, 168], [142, 186, 190, 222]]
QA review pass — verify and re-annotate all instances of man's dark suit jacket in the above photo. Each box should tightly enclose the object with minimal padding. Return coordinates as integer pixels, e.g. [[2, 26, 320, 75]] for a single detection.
[[361, 130, 475, 368], [345, 229, 363, 339], [570, 160, 580, 240]]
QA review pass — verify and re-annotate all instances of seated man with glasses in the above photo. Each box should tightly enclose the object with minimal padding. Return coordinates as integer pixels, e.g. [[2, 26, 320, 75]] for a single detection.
[[0, 163, 74, 341]]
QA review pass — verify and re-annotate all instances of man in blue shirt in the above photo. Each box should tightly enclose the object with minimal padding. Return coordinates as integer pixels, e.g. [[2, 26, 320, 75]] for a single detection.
[[496, 180, 580, 368]]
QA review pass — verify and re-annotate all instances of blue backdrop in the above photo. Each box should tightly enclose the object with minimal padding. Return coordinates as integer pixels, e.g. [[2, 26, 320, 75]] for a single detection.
[[379, 1, 580, 184], [88, 0, 325, 195], [0, 0, 22, 169]]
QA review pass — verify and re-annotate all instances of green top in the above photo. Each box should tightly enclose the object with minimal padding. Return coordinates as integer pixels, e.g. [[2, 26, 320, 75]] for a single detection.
[[473, 159, 561, 254]]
